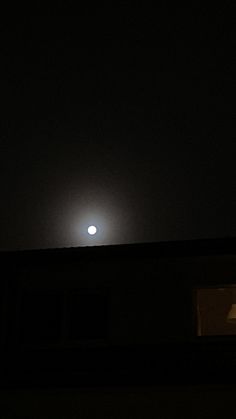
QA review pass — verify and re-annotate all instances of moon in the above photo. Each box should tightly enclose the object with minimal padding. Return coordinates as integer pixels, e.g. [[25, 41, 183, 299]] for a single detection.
[[88, 225, 97, 235]]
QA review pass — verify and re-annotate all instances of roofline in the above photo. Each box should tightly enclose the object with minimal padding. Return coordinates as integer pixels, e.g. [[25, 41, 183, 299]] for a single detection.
[[1, 236, 236, 259]]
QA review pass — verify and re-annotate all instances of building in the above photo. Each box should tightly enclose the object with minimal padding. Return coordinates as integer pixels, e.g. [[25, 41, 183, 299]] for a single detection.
[[1, 237, 236, 417]]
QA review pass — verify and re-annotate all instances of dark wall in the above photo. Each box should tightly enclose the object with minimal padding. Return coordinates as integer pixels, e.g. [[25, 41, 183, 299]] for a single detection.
[[1, 386, 236, 419], [3, 252, 236, 346], [1, 242, 236, 388]]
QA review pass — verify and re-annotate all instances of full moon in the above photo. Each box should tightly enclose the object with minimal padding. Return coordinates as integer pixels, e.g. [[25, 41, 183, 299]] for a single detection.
[[88, 225, 97, 235]]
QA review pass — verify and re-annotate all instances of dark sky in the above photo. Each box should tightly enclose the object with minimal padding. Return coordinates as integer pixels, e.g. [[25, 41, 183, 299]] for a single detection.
[[1, 8, 235, 250]]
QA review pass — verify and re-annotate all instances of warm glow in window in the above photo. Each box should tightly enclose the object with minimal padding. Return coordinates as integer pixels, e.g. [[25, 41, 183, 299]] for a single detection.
[[196, 286, 236, 336]]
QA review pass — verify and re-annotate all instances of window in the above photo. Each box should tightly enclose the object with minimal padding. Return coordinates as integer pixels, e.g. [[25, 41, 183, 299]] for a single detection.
[[18, 288, 108, 345], [19, 290, 63, 344], [66, 291, 108, 341], [196, 286, 236, 336]]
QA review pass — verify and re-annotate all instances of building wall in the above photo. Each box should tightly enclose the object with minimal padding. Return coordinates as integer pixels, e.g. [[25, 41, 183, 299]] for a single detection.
[[3, 252, 236, 346], [1, 246, 236, 389], [1, 385, 236, 419]]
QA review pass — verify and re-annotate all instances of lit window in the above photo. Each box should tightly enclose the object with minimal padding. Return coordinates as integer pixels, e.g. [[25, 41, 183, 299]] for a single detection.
[[196, 286, 236, 336]]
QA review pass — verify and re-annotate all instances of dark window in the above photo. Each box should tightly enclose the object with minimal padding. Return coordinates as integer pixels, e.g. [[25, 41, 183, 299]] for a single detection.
[[18, 288, 109, 345], [66, 291, 108, 341], [19, 290, 63, 344]]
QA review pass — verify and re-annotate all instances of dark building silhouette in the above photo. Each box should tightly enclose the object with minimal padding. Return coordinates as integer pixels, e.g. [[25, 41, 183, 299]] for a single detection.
[[1, 237, 236, 417]]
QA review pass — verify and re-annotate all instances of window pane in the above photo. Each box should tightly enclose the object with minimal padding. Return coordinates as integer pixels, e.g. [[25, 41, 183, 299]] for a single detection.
[[196, 286, 236, 336], [19, 290, 63, 344], [66, 291, 108, 341]]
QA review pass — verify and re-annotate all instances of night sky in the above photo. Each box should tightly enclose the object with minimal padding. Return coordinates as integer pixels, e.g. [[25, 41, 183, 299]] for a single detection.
[[1, 8, 235, 250]]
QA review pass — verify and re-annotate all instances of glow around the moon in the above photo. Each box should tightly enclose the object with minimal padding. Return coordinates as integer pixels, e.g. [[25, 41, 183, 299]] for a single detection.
[[88, 225, 97, 235], [63, 191, 132, 246]]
